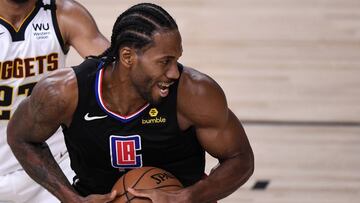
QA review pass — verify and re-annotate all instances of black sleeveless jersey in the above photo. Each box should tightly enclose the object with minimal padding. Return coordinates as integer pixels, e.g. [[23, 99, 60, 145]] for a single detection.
[[64, 59, 205, 196]]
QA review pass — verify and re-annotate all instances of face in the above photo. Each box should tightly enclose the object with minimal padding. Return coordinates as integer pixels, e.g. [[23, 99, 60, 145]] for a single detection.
[[130, 30, 183, 105]]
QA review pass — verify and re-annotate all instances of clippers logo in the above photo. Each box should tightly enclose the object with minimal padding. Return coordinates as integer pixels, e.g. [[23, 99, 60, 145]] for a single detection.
[[142, 108, 166, 125], [110, 135, 142, 168]]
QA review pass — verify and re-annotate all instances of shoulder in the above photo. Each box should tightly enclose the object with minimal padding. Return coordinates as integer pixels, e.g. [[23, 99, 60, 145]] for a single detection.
[[177, 66, 228, 126], [32, 68, 77, 106], [55, 0, 89, 15], [179, 66, 226, 104], [30, 68, 78, 124], [55, 0, 94, 25]]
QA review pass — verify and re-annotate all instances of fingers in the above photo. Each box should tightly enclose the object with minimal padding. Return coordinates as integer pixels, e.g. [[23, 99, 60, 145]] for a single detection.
[[84, 190, 117, 203], [127, 188, 152, 199], [110, 190, 117, 199], [104, 190, 117, 202]]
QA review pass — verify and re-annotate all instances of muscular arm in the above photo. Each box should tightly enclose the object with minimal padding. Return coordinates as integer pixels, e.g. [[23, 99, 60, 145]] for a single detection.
[[57, 0, 109, 57], [128, 67, 254, 202], [177, 67, 254, 202], [6, 69, 80, 202]]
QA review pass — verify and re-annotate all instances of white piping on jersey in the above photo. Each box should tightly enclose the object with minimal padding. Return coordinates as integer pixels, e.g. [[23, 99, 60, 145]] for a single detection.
[[95, 68, 150, 122]]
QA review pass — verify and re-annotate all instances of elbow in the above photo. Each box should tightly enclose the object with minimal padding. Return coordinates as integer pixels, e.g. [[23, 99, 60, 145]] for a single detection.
[[7, 120, 14, 145], [242, 149, 255, 183], [237, 147, 255, 185], [6, 134, 13, 149], [6, 117, 25, 153], [6, 121, 17, 150], [247, 149, 255, 179]]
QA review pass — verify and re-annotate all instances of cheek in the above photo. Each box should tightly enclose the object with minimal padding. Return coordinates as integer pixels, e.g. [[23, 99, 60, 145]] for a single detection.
[[139, 71, 160, 87], [132, 71, 155, 92], [132, 62, 163, 89], [132, 64, 149, 83]]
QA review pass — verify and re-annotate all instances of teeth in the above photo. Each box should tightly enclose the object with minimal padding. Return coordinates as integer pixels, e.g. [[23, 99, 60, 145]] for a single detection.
[[159, 81, 174, 88]]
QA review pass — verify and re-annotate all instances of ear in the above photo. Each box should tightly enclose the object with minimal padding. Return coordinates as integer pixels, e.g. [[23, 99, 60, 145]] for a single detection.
[[119, 47, 136, 68]]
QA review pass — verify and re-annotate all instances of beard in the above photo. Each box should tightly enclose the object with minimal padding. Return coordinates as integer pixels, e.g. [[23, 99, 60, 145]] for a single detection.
[[135, 82, 162, 106], [132, 76, 163, 106], [130, 66, 163, 105]]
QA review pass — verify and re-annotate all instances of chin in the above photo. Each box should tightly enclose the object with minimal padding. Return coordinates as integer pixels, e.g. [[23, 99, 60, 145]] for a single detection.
[[148, 97, 163, 105], [150, 93, 165, 105], [141, 92, 161, 105]]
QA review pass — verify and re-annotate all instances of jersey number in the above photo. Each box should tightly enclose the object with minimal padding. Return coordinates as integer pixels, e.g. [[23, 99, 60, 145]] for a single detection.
[[0, 82, 36, 120]]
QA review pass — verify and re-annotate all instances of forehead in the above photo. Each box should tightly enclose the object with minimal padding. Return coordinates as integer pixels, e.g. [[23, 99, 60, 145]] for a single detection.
[[142, 30, 182, 57]]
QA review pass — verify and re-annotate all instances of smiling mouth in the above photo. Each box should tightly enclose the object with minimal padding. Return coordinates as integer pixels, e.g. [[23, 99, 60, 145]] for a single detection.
[[158, 81, 174, 90], [157, 81, 174, 97]]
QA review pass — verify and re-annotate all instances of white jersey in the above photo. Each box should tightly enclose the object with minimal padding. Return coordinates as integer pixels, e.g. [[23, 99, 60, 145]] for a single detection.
[[0, 0, 67, 175]]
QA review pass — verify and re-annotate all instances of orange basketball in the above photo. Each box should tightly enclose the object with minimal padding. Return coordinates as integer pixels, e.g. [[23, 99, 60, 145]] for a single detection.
[[111, 167, 183, 203]]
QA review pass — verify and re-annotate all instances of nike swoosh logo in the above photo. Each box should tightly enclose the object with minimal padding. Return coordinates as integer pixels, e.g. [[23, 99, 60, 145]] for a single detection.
[[84, 113, 108, 121]]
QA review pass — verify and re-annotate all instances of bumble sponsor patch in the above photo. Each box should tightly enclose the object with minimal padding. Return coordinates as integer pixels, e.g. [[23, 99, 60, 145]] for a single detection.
[[149, 108, 158, 117], [142, 108, 166, 125]]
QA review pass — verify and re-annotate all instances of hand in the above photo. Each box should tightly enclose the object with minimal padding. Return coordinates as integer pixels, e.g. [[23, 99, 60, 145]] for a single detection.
[[80, 190, 117, 203], [127, 188, 189, 203]]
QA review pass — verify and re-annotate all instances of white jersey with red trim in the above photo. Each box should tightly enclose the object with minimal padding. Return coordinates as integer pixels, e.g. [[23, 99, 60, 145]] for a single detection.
[[0, 0, 67, 175]]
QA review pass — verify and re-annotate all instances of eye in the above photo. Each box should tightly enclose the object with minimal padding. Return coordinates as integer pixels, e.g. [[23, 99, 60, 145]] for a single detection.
[[160, 59, 170, 65]]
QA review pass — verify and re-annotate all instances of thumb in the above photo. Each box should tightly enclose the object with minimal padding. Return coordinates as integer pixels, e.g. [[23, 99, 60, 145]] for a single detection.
[[127, 188, 152, 199], [105, 190, 117, 202]]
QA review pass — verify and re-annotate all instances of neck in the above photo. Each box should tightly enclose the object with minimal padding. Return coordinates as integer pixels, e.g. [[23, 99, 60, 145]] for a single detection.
[[101, 63, 147, 116], [0, 0, 37, 29]]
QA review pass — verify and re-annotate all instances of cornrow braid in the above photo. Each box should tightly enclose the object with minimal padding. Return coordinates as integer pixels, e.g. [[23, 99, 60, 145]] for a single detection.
[[97, 3, 178, 66]]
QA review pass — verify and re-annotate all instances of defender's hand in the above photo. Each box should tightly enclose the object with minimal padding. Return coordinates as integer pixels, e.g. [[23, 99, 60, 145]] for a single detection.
[[128, 188, 189, 203], [81, 190, 117, 203]]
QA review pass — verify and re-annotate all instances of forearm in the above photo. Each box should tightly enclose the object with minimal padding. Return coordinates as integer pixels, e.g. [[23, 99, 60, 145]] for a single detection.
[[185, 154, 254, 203], [10, 140, 80, 202]]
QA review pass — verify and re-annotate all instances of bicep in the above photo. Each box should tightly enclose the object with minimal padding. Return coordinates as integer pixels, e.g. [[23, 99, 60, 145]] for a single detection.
[[58, 1, 109, 57], [178, 69, 250, 160], [196, 109, 250, 161], [7, 72, 74, 144]]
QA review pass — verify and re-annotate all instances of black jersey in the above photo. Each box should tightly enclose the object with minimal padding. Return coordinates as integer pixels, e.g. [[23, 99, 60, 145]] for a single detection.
[[63, 58, 205, 196]]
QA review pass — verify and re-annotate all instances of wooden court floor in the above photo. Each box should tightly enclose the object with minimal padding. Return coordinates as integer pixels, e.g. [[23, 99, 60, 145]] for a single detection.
[[71, 0, 360, 202]]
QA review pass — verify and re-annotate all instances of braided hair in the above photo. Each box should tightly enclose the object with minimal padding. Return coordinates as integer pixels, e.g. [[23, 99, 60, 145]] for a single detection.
[[98, 3, 178, 66]]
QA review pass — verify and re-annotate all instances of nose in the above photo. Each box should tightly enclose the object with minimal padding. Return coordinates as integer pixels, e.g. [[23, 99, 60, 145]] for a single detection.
[[166, 62, 180, 80]]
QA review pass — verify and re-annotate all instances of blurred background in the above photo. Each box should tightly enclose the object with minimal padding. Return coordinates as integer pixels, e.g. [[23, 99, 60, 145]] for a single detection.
[[71, 0, 360, 202]]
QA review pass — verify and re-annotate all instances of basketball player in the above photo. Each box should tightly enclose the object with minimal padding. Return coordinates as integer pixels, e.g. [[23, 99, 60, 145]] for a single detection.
[[0, 0, 108, 202], [7, 3, 254, 203]]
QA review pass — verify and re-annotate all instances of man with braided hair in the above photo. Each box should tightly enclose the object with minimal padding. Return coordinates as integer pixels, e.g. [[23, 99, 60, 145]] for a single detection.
[[7, 3, 254, 203]]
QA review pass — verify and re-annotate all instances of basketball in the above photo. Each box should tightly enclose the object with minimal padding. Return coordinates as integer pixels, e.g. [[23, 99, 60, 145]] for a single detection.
[[111, 167, 183, 203]]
